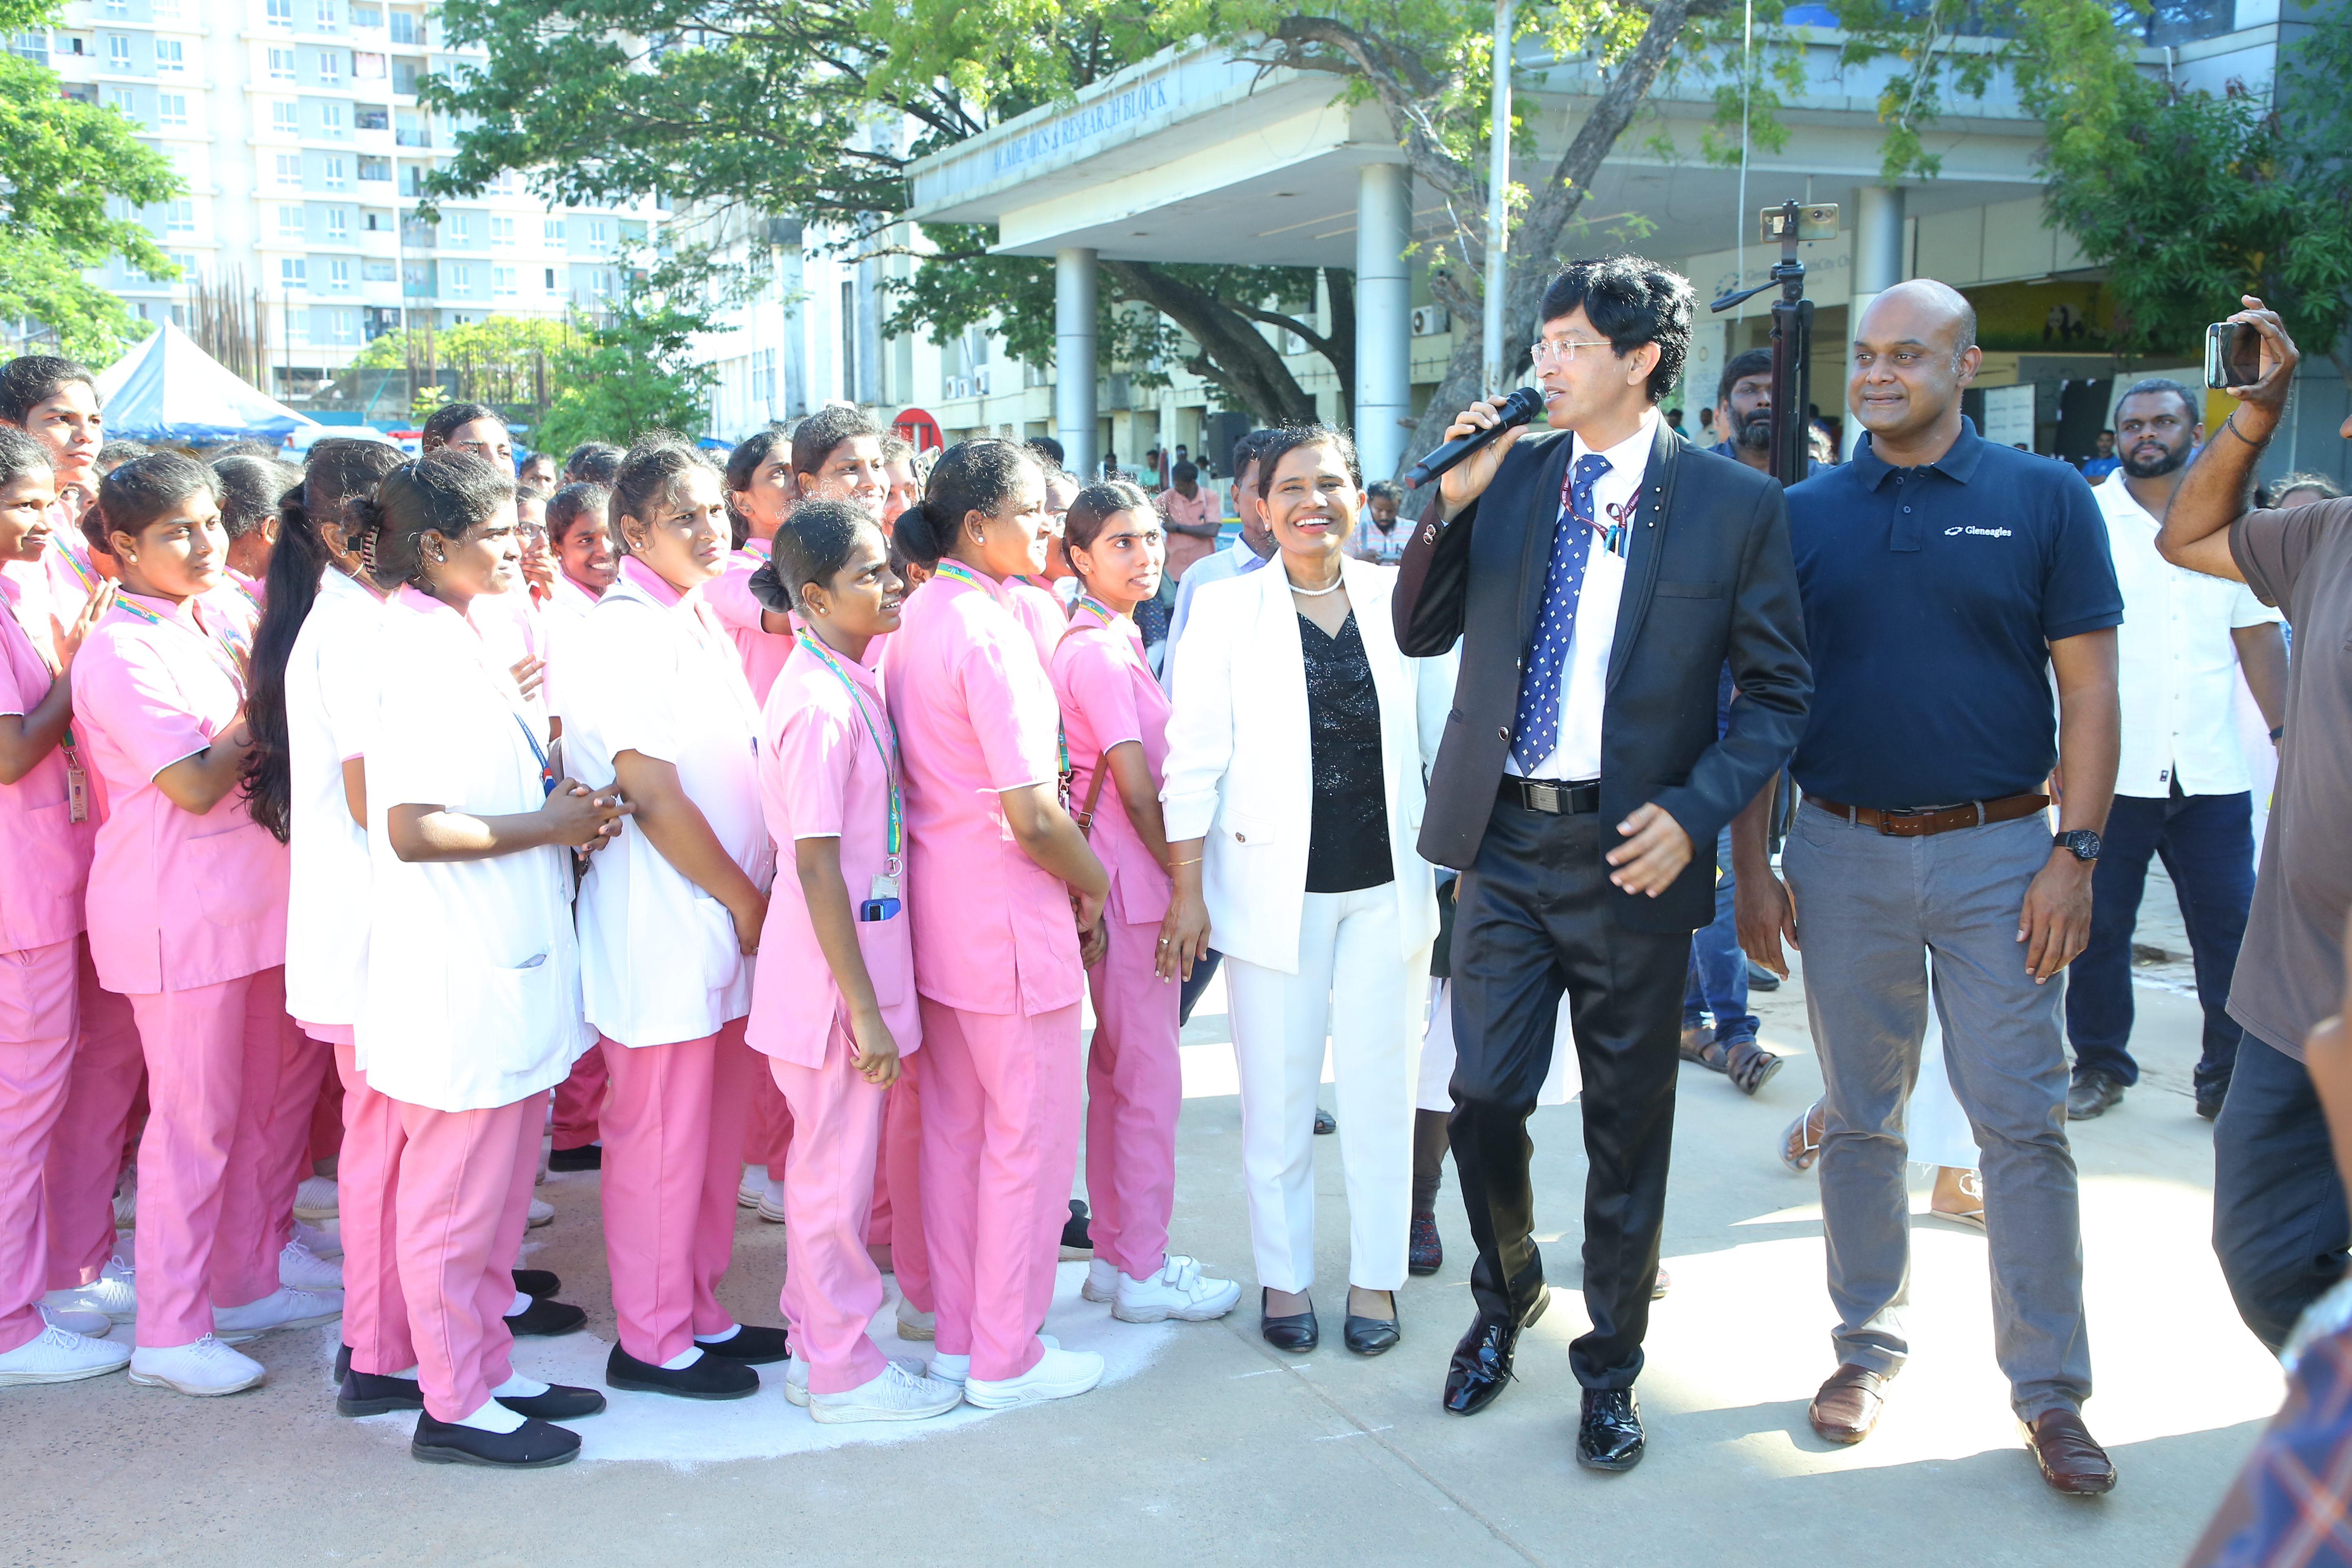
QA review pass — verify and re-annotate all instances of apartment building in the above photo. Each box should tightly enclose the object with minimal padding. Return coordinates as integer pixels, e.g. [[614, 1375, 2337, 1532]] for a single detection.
[[30, 0, 658, 395]]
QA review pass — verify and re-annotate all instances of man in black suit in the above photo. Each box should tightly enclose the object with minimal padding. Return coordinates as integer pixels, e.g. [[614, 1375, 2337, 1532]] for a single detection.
[[1392, 256, 1811, 1470]]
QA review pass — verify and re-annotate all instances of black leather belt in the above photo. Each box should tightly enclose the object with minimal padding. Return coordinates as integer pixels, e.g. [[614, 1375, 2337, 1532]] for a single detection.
[[1498, 775, 1601, 815]]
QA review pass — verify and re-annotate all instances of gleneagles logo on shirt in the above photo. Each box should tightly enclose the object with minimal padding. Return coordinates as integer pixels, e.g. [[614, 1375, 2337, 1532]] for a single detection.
[[1944, 526, 2015, 538]]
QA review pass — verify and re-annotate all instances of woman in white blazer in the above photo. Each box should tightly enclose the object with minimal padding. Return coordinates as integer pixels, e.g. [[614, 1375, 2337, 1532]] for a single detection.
[[1159, 425, 1451, 1358]]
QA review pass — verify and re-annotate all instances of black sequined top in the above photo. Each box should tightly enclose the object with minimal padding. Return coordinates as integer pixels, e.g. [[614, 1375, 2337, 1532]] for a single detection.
[[1299, 611, 1392, 893]]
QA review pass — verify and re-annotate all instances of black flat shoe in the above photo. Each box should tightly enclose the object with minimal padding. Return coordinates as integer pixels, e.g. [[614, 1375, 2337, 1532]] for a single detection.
[[1260, 1288, 1319, 1353], [1577, 1388, 1645, 1471], [1343, 1315, 1400, 1356], [504, 1296, 588, 1337], [410, 1412, 581, 1468], [695, 1324, 791, 1365], [547, 1144, 602, 1172], [1060, 1199, 1093, 1260], [1442, 1285, 1550, 1417], [496, 1382, 607, 1421], [1408, 1214, 1442, 1276], [336, 1368, 423, 1417], [605, 1343, 759, 1401], [334, 1341, 352, 1382], [512, 1268, 561, 1298], [1313, 1108, 1337, 1135]]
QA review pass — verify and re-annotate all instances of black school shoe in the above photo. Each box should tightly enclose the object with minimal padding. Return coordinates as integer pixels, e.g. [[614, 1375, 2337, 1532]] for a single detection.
[[605, 1343, 758, 1400], [512, 1268, 561, 1298], [1059, 1199, 1093, 1260], [695, 1324, 791, 1365], [505, 1296, 588, 1337], [337, 1368, 424, 1417], [498, 1383, 606, 1421], [411, 1412, 581, 1468], [547, 1144, 602, 1172]]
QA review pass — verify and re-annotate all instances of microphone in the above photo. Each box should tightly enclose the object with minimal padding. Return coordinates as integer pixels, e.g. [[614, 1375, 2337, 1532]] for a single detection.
[[1403, 386, 1546, 488]]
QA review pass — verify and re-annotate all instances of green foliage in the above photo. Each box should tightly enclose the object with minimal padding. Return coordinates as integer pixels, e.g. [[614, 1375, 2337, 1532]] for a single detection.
[[0, 30, 183, 362], [532, 262, 720, 451]]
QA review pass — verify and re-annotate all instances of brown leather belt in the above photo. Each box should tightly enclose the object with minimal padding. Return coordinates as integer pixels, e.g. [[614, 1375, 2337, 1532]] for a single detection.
[[1805, 791, 2049, 837], [1498, 775, 1602, 815]]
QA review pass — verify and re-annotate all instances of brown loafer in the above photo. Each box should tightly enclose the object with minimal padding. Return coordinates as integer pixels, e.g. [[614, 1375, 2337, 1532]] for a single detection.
[[2022, 1408, 2116, 1495], [1808, 1363, 1891, 1444]]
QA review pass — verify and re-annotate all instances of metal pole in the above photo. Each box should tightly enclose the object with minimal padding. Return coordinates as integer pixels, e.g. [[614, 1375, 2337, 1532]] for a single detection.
[[1482, 0, 1513, 396]]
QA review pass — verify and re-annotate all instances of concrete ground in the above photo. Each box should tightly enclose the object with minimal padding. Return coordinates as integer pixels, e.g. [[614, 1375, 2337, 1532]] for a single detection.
[[9, 934, 2276, 1568]]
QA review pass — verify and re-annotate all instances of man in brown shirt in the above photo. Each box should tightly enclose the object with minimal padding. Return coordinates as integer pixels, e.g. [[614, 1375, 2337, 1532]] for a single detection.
[[2157, 295, 2352, 1352]]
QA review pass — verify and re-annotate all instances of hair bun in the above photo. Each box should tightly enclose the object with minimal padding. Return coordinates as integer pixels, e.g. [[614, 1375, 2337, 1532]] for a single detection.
[[747, 557, 792, 615]]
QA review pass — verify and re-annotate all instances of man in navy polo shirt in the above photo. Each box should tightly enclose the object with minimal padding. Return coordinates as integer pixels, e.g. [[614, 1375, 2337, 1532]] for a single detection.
[[1732, 278, 2125, 1495]]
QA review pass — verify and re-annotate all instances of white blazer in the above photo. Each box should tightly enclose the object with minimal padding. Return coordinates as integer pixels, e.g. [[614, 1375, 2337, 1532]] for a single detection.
[[1160, 555, 1454, 976]]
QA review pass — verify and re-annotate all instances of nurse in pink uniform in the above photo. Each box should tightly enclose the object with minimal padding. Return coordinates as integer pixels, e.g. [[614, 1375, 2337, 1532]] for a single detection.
[[748, 499, 962, 1422], [0, 427, 129, 1386], [708, 431, 797, 709], [1050, 481, 1241, 1327], [69, 454, 338, 1399], [356, 451, 616, 1468], [0, 355, 106, 633], [567, 440, 790, 1400], [884, 438, 1110, 1408]]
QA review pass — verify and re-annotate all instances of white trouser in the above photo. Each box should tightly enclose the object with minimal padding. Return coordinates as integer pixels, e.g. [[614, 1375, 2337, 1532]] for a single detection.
[[1417, 978, 1578, 1113], [1225, 885, 1428, 1294]]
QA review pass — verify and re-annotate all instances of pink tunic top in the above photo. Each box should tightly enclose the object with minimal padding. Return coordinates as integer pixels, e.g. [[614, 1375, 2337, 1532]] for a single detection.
[[0, 571, 92, 954], [1004, 576, 1066, 669], [69, 586, 288, 994], [706, 537, 796, 707], [1050, 603, 1172, 929], [747, 637, 919, 1068], [883, 564, 1080, 1017]]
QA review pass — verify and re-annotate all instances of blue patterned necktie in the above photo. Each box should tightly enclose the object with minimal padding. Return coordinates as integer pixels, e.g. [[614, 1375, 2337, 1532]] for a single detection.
[[1510, 452, 1612, 773]]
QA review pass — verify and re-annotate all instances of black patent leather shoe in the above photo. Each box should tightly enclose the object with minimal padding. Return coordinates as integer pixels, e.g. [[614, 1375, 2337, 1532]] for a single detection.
[[1408, 1214, 1442, 1276], [1576, 1388, 1646, 1471], [1442, 1285, 1550, 1416], [496, 1382, 607, 1421], [504, 1296, 588, 1337], [1343, 1314, 1400, 1356], [512, 1268, 561, 1298], [1260, 1288, 1319, 1352], [411, 1412, 581, 1468], [695, 1323, 792, 1364], [604, 1343, 758, 1400]]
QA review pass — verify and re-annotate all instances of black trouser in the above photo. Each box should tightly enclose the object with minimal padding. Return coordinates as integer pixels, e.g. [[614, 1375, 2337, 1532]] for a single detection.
[[1449, 799, 1688, 1390]]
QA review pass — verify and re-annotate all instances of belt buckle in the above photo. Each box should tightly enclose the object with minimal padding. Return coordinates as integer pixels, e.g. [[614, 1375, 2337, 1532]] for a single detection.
[[1528, 781, 1560, 814], [1878, 807, 1925, 837]]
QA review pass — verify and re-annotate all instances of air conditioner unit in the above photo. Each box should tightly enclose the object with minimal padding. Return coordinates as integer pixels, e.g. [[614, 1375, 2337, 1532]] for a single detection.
[[944, 376, 969, 399], [973, 365, 991, 396], [1411, 306, 1451, 336]]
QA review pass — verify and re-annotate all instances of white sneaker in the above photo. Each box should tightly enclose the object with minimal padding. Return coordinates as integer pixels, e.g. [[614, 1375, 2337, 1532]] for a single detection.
[[756, 1180, 786, 1225], [737, 1165, 766, 1208], [278, 1240, 344, 1292], [527, 1197, 555, 1229], [293, 1174, 339, 1220], [111, 1169, 136, 1230], [1113, 1255, 1242, 1324], [39, 1302, 111, 1337], [964, 1345, 1104, 1409], [292, 1218, 342, 1259], [1081, 1258, 1119, 1303], [812, 1360, 964, 1423], [928, 1334, 1055, 1388], [213, 1285, 342, 1343], [895, 1297, 936, 1341], [0, 1323, 131, 1386], [128, 1334, 264, 1396], [43, 1256, 136, 1323], [783, 1353, 810, 1407]]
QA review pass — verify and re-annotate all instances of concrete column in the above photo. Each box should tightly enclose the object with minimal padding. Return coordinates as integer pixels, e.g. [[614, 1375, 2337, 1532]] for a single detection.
[[1843, 185, 1905, 457], [1354, 162, 1413, 485], [1055, 247, 1098, 477]]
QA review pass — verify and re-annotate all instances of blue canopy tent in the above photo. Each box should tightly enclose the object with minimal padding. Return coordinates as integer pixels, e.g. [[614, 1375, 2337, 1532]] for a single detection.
[[93, 320, 321, 444]]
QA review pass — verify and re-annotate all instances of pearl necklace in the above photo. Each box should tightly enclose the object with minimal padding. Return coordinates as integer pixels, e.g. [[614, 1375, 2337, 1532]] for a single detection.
[[1285, 568, 1345, 597]]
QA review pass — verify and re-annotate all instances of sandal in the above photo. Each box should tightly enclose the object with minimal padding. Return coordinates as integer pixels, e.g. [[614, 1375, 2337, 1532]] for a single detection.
[[1697, 1036, 1785, 1097], [1929, 1167, 1986, 1230], [1780, 1100, 1826, 1174]]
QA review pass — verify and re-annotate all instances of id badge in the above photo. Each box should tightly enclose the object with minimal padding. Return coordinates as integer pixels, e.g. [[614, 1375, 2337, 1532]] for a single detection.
[[869, 872, 900, 901], [66, 762, 88, 824]]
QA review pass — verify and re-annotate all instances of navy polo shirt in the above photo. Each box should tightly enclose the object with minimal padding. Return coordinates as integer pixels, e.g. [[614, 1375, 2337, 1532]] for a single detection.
[[1784, 417, 2122, 809]]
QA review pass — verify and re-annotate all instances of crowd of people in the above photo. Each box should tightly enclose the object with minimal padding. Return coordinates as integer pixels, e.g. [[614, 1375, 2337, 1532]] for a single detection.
[[0, 256, 2347, 1546]]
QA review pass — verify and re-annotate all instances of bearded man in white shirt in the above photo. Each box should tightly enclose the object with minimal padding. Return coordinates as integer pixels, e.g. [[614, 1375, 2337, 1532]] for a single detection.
[[2066, 376, 2287, 1123]]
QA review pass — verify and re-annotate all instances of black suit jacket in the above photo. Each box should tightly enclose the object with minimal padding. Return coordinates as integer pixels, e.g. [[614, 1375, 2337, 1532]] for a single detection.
[[1393, 416, 1812, 934]]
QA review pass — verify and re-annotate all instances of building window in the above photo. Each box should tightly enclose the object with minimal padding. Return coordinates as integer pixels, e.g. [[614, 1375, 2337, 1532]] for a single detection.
[[363, 258, 394, 281], [541, 216, 564, 245], [169, 250, 197, 276], [270, 101, 298, 134], [356, 156, 388, 182], [316, 0, 338, 26], [156, 92, 186, 127], [104, 33, 127, 66], [277, 204, 304, 239], [163, 199, 194, 234], [154, 38, 183, 71], [267, 47, 295, 80], [105, 86, 132, 113], [327, 256, 351, 289], [321, 102, 345, 136], [350, 3, 379, 26], [446, 213, 469, 243], [325, 206, 347, 237], [322, 156, 346, 188], [489, 215, 513, 245], [266, 0, 294, 26], [491, 265, 516, 296], [280, 257, 307, 289], [487, 170, 517, 198], [447, 262, 471, 293], [276, 152, 303, 187], [586, 218, 608, 247], [542, 265, 556, 291], [149, 0, 178, 17], [103, 0, 125, 12], [286, 310, 309, 345], [388, 10, 420, 45], [332, 309, 356, 344], [318, 51, 342, 85]]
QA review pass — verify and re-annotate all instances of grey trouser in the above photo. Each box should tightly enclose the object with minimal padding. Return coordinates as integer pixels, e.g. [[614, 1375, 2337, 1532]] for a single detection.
[[1783, 805, 2091, 1419]]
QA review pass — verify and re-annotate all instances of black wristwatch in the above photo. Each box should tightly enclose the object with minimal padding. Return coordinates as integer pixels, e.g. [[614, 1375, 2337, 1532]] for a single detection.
[[2054, 829, 2102, 863]]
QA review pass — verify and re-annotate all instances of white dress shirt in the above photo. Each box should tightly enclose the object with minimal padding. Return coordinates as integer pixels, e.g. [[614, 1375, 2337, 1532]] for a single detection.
[[2098, 476, 2281, 798], [1161, 533, 1272, 696], [1504, 408, 1656, 783]]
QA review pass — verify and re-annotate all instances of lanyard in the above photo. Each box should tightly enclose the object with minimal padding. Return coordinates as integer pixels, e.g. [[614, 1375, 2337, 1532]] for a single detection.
[[931, 559, 991, 595], [1072, 593, 1123, 626], [801, 635, 903, 870], [110, 595, 249, 697], [512, 712, 556, 797]]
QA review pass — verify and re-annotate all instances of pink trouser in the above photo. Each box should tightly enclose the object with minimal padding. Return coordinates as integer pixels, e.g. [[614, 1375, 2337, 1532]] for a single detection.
[[1083, 919, 1183, 1281], [551, 1042, 606, 1151], [307, 1067, 344, 1165], [743, 1067, 793, 1169], [0, 939, 78, 1354], [332, 1043, 414, 1376], [263, 1031, 331, 1250], [41, 938, 142, 1290], [598, 1019, 755, 1364], [127, 967, 304, 1347], [870, 1060, 932, 1314], [918, 999, 1082, 1382], [394, 1090, 544, 1421], [771, 1027, 891, 1396]]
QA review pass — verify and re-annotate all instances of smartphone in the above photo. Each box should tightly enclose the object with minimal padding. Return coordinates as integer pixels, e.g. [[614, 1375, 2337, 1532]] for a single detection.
[[2206, 321, 2263, 389], [859, 897, 902, 922]]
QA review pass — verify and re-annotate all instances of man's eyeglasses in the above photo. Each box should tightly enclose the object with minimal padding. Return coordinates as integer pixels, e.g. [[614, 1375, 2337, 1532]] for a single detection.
[[1529, 337, 1615, 367]]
